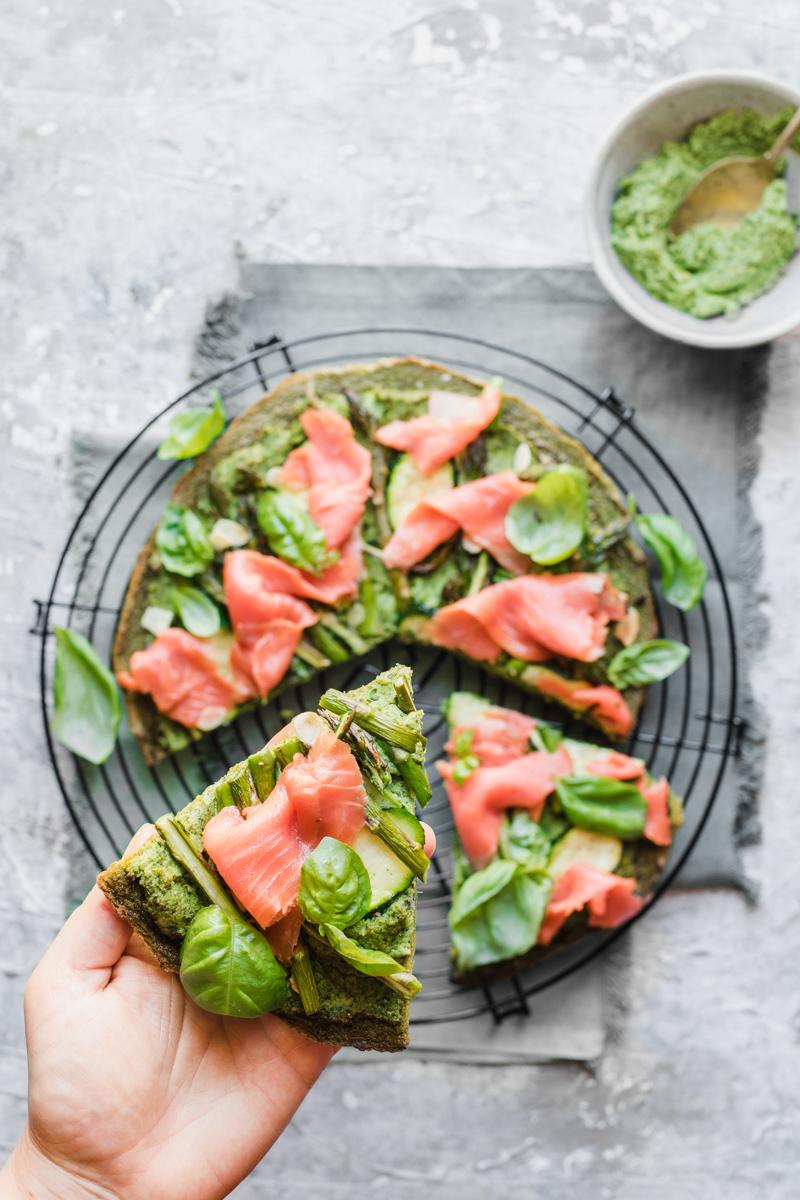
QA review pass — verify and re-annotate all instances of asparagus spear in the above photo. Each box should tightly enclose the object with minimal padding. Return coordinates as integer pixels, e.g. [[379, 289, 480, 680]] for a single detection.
[[247, 747, 276, 801], [293, 638, 330, 670], [309, 624, 350, 663], [319, 689, 421, 753], [365, 793, 429, 881], [290, 937, 320, 1015], [155, 815, 240, 921]]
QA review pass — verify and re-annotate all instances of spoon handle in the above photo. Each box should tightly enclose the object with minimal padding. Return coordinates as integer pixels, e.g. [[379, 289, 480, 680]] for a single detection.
[[765, 107, 800, 165]]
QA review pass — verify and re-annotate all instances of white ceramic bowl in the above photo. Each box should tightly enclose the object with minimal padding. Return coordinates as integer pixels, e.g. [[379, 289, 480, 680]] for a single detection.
[[585, 70, 800, 349]]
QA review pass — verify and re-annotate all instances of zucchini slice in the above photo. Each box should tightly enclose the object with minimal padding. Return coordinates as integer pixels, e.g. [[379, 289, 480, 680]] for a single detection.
[[548, 828, 623, 879], [352, 828, 414, 910], [386, 453, 454, 529]]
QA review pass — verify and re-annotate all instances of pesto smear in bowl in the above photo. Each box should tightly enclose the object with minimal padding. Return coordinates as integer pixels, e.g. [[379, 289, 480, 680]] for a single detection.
[[610, 108, 799, 319]]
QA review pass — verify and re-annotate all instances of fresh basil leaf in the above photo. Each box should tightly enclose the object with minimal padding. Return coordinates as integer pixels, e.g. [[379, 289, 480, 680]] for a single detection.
[[608, 638, 690, 689], [157, 391, 226, 461], [449, 728, 480, 784], [450, 861, 551, 970], [530, 720, 563, 753], [179, 905, 288, 1017], [555, 775, 646, 840], [256, 490, 336, 575], [537, 803, 570, 844], [505, 465, 588, 566], [52, 627, 121, 764], [499, 811, 552, 869], [635, 512, 706, 611], [170, 585, 221, 638], [299, 837, 371, 928], [156, 504, 214, 577], [454, 729, 474, 757], [449, 858, 518, 925], [451, 752, 480, 785], [321, 925, 422, 997]]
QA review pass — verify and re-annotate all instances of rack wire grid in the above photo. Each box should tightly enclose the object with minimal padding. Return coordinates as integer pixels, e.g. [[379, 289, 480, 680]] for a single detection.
[[34, 327, 740, 1027]]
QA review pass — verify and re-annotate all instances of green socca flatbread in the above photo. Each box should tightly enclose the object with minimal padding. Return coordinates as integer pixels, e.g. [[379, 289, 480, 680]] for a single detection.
[[98, 666, 426, 1052], [115, 358, 656, 765]]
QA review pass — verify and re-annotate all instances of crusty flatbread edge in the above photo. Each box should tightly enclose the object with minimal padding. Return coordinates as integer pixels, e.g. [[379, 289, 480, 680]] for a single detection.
[[97, 838, 408, 1052]]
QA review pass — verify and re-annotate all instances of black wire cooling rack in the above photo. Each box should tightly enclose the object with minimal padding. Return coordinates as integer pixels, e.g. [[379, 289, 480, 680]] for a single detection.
[[34, 327, 741, 1026]]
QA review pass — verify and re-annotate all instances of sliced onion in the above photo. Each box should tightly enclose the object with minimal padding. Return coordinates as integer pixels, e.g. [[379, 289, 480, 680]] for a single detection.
[[513, 442, 533, 473], [195, 706, 229, 732], [209, 518, 250, 551], [292, 711, 328, 746], [428, 389, 482, 425], [141, 605, 173, 636]]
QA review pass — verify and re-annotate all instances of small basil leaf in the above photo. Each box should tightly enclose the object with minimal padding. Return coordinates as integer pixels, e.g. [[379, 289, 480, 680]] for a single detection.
[[449, 858, 518, 925], [499, 811, 552, 869], [450, 727, 480, 784], [256, 490, 337, 575], [555, 775, 647, 840], [170, 585, 221, 638], [156, 504, 214, 577], [608, 639, 690, 689], [505, 465, 588, 565], [52, 627, 121, 764], [321, 925, 421, 998], [298, 837, 371, 928], [635, 512, 706, 611], [451, 753, 480, 785], [537, 803, 570, 843], [450, 861, 551, 970], [157, 391, 226, 461], [530, 720, 563, 753], [453, 729, 474, 757], [179, 905, 288, 1018]]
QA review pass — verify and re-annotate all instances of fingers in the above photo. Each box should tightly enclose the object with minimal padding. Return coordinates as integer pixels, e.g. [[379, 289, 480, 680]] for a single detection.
[[421, 821, 437, 858], [124, 823, 157, 857], [30, 825, 156, 988]]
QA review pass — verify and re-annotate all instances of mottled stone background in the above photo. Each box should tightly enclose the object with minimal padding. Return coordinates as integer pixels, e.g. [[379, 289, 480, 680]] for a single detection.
[[3, 2, 800, 1196]]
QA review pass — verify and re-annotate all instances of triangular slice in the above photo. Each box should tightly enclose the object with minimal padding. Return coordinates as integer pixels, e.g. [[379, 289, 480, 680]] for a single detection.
[[440, 692, 682, 986], [98, 665, 428, 1052]]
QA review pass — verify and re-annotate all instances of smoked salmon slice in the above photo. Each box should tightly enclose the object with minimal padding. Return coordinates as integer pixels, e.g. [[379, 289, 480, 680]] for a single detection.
[[203, 729, 367, 929], [639, 776, 672, 846], [382, 472, 533, 573], [530, 668, 633, 738], [224, 539, 362, 608], [438, 745, 573, 868], [203, 777, 304, 928], [431, 573, 628, 664], [538, 862, 644, 946], [116, 628, 254, 729], [586, 750, 646, 780], [280, 409, 371, 549], [284, 727, 367, 845], [446, 705, 536, 766], [224, 571, 317, 699], [375, 382, 501, 475]]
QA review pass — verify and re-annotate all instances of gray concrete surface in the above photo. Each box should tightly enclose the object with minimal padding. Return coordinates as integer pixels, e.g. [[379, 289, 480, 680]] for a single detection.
[[3, 2, 800, 1196]]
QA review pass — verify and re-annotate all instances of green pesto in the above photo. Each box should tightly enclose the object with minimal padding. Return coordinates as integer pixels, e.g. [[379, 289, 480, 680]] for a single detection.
[[611, 108, 799, 318]]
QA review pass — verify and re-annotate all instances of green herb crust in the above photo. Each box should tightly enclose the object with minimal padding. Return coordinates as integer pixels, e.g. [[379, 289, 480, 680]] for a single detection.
[[611, 107, 800, 319], [114, 358, 656, 765], [98, 666, 424, 1052]]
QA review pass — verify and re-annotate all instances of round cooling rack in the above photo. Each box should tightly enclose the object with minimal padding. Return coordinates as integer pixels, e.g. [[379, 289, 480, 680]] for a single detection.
[[36, 327, 740, 1027]]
